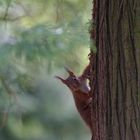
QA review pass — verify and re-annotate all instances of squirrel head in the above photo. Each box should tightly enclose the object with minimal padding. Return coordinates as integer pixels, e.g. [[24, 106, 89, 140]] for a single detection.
[[55, 67, 82, 92], [55, 67, 89, 94]]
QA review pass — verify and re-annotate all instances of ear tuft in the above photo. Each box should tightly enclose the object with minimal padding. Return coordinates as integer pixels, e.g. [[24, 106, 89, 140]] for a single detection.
[[64, 67, 74, 76]]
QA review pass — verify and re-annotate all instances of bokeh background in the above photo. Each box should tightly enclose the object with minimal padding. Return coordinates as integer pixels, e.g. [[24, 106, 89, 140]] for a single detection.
[[0, 0, 92, 140]]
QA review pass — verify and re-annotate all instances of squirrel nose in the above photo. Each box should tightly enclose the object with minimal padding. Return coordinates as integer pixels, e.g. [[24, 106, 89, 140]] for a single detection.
[[55, 76, 66, 83]]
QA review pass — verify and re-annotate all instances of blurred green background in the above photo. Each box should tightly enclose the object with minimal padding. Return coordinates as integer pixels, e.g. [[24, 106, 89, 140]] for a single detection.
[[0, 0, 92, 140]]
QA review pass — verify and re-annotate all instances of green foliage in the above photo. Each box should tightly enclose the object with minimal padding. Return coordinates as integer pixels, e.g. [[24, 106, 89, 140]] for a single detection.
[[0, 0, 92, 140], [15, 23, 89, 59]]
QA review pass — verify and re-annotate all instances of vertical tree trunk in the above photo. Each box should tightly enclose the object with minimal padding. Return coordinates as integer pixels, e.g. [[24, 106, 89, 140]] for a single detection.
[[90, 0, 140, 140]]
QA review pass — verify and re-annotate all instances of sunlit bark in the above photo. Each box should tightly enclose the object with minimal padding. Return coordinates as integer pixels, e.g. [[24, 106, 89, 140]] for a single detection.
[[90, 0, 140, 140]]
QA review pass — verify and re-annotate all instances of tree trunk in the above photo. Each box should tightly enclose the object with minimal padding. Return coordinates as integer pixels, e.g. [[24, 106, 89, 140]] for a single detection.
[[90, 0, 140, 140]]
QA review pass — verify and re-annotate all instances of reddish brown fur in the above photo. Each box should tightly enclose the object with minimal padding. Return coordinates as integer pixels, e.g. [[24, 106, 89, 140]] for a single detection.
[[56, 65, 92, 131]]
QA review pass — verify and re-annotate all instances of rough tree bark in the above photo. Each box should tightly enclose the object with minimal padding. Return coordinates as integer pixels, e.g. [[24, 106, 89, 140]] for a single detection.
[[90, 0, 140, 140]]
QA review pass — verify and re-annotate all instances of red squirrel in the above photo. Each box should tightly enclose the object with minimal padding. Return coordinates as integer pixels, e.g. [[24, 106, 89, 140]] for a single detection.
[[55, 65, 92, 132]]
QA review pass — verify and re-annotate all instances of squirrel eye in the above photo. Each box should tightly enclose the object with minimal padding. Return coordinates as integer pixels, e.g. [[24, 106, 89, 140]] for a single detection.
[[72, 77, 77, 81], [73, 78, 79, 83]]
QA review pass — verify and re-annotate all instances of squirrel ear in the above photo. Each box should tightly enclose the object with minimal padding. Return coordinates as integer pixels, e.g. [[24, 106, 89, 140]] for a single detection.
[[64, 67, 74, 76], [55, 76, 66, 83]]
